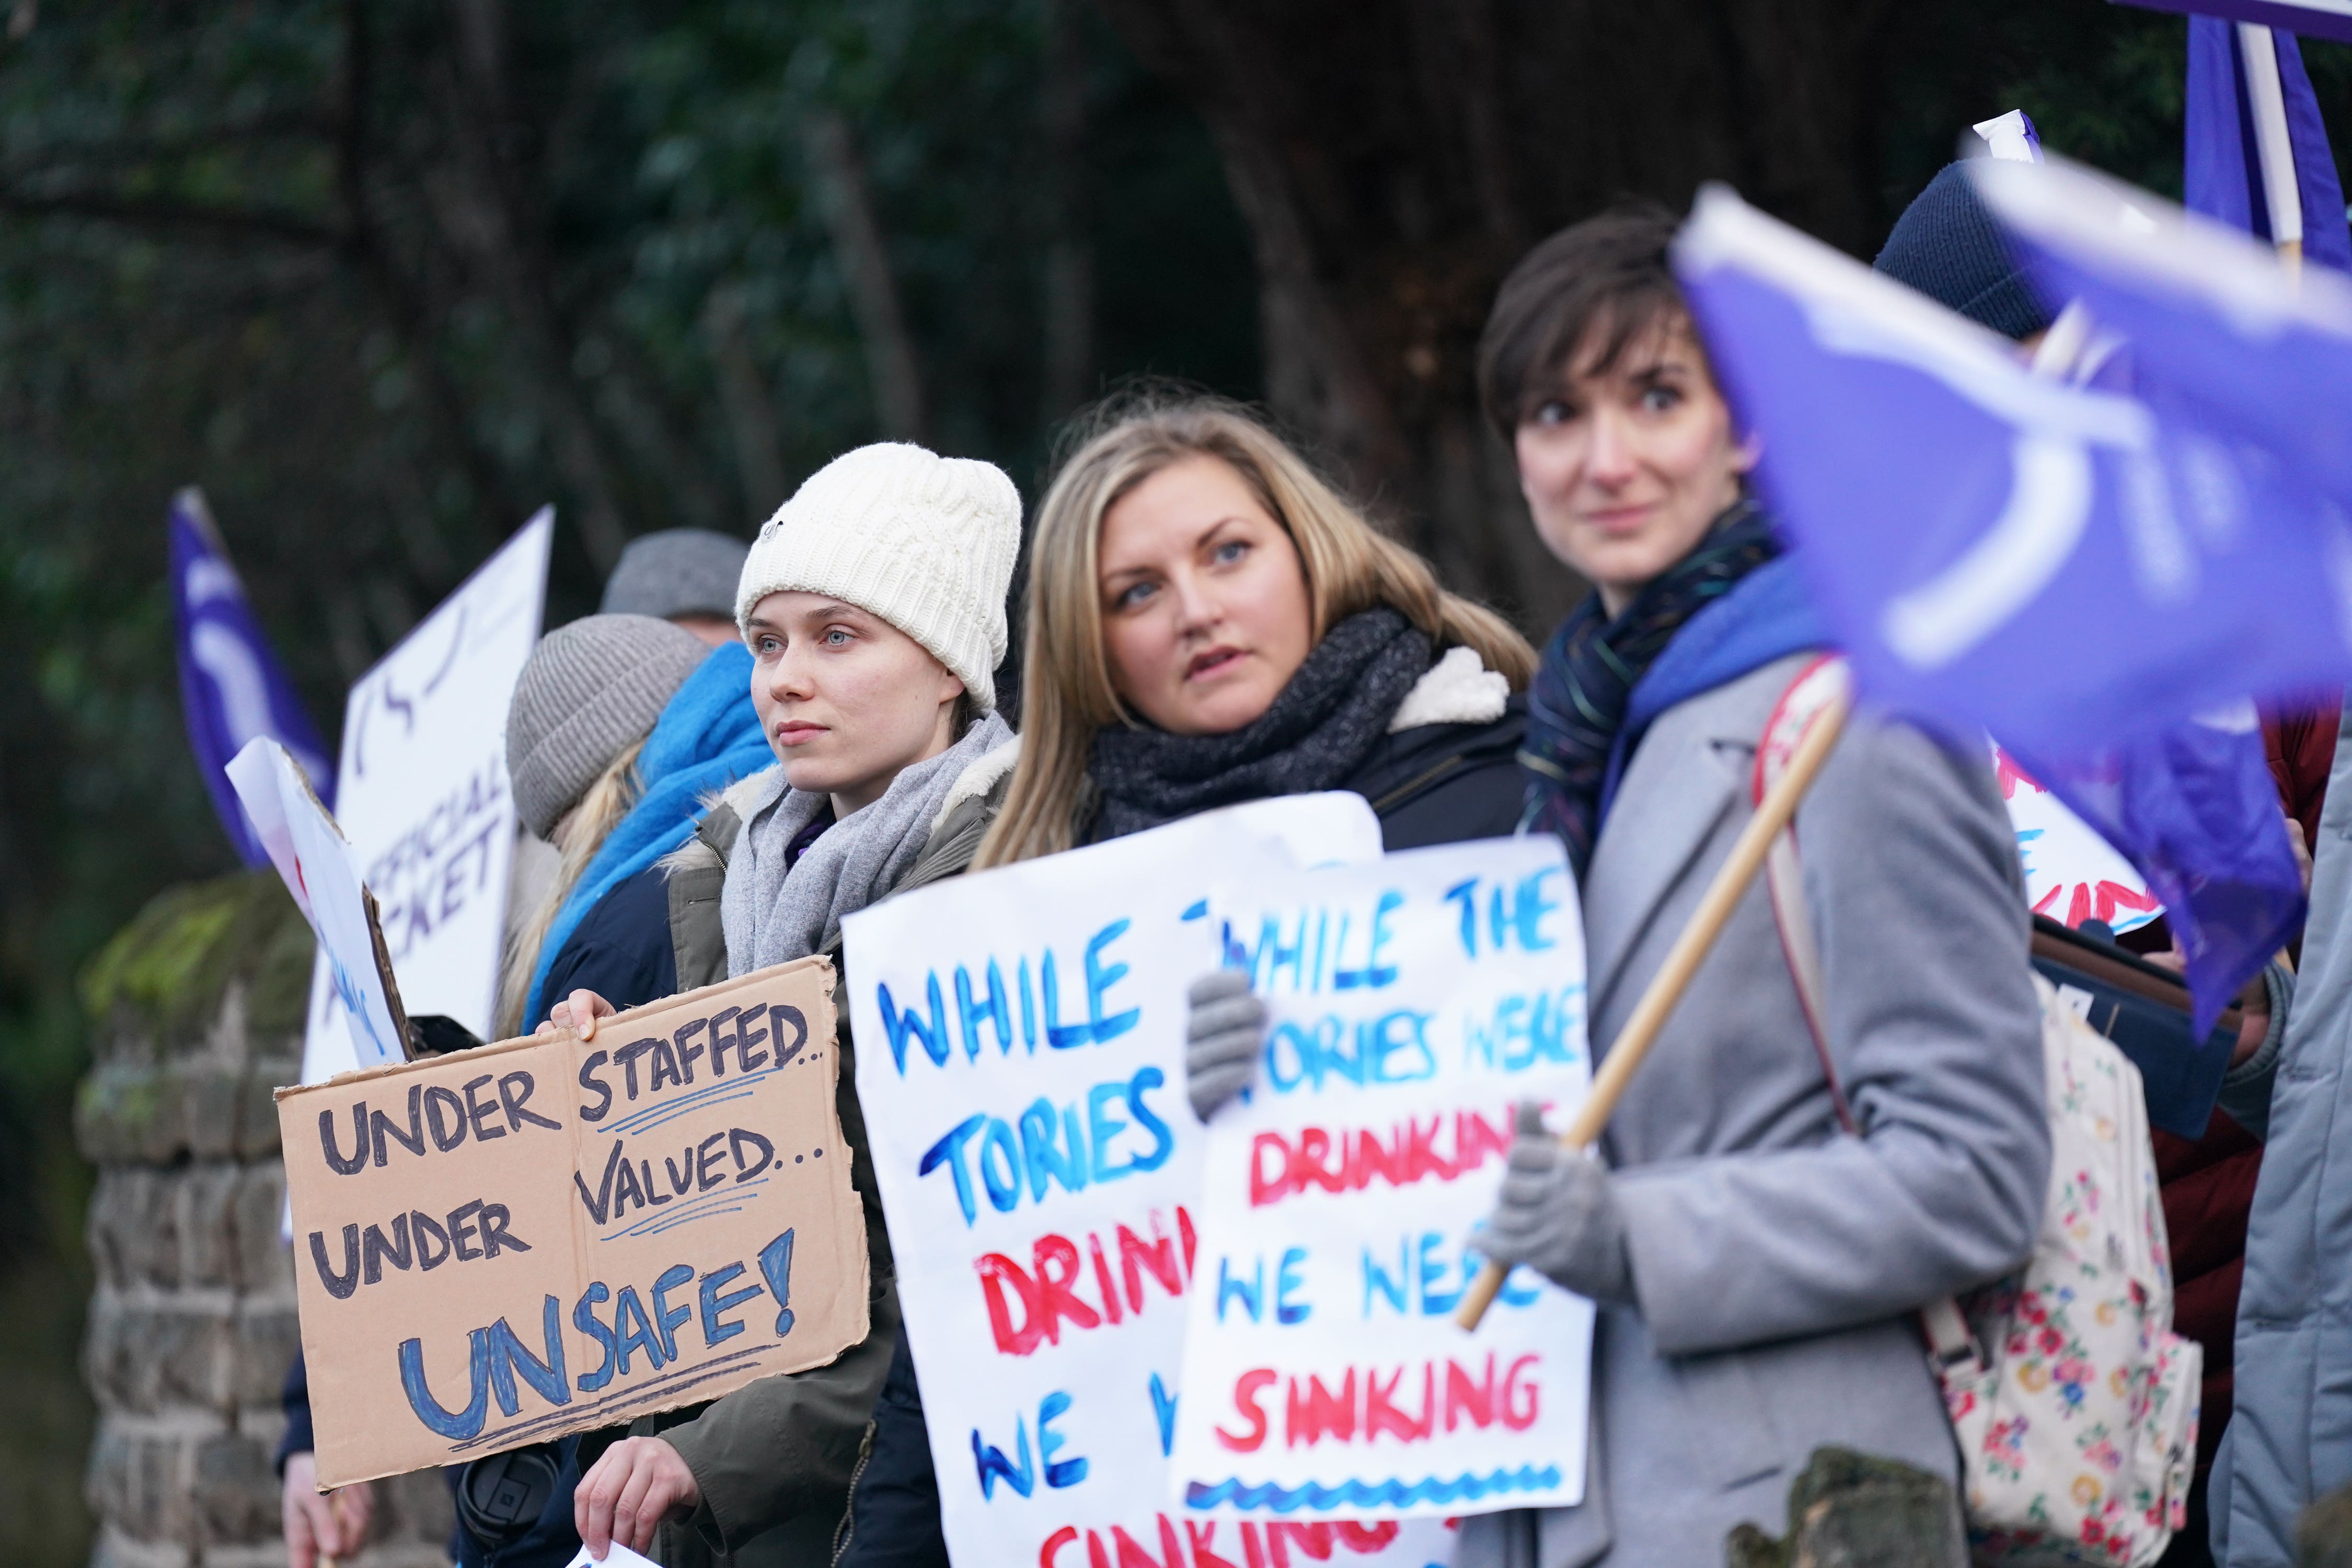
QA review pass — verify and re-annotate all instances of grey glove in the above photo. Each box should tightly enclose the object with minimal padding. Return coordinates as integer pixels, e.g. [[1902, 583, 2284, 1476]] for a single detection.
[[1475, 1101, 1635, 1304], [1185, 970, 1267, 1121]]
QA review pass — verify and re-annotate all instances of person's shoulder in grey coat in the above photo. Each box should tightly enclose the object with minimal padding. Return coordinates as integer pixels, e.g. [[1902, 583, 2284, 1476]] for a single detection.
[[1460, 653, 2050, 1568], [2212, 698, 2352, 1568]]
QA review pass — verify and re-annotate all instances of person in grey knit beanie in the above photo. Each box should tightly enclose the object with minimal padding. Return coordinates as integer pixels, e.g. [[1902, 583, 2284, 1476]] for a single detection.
[[505, 613, 710, 841], [599, 529, 750, 644]]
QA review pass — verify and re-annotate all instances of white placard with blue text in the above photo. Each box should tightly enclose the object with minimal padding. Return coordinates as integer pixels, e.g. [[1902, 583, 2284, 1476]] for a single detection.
[[301, 510, 551, 1084], [1171, 836, 1594, 1520], [844, 795, 1457, 1568]]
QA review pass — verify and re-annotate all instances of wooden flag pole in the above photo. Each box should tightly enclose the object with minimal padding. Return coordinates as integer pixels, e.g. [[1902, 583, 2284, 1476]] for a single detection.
[[1454, 686, 1851, 1332], [2239, 21, 2306, 280]]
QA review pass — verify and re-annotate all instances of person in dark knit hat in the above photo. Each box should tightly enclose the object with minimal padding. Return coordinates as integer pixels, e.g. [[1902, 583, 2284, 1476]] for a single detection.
[[1877, 157, 2325, 1567], [598, 527, 752, 645], [1872, 160, 2055, 342]]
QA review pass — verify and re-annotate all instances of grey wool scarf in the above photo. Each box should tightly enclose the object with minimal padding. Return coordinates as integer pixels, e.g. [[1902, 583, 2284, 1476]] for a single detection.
[[721, 710, 1013, 975]]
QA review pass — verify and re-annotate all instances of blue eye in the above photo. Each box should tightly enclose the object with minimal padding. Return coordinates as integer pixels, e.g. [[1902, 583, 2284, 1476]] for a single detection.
[[1115, 581, 1156, 611], [1530, 399, 1576, 427], [823, 627, 852, 647], [1640, 385, 1683, 413], [1212, 539, 1249, 566]]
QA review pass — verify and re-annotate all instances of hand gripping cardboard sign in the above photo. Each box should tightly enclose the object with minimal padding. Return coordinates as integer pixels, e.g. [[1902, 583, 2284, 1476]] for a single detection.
[[278, 956, 868, 1486]]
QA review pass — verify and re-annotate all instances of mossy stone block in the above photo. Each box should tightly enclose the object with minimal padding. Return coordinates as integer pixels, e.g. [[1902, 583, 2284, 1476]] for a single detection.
[[2301, 1482, 2352, 1568], [191, 1428, 276, 1544], [236, 1058, 297, 1159], [77, 1066, 173, 1166], [81, 873, 307, 1046], [1726, 1447, 1966, 1568], [182, 1064, 243, 1160]]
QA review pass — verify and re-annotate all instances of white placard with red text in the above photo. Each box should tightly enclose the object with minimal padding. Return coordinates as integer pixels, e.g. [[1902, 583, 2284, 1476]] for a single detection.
[[844, 795, 1456, 1568], [1171, 835, 1594, 1520], [1994, 745, 2162, 935]]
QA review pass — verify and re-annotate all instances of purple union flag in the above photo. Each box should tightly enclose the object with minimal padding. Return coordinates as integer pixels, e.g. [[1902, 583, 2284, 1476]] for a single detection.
[[170, 488, 333, 866], [1671, 165, 2342, 1031]]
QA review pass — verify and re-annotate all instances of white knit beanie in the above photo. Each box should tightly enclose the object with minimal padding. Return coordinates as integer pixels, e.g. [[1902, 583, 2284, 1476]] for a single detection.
[[735, 443, 1022, 709]]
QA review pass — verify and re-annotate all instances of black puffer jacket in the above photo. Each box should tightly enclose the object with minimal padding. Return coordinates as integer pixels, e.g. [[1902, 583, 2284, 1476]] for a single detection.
[[1348, 697, 1527, 849]]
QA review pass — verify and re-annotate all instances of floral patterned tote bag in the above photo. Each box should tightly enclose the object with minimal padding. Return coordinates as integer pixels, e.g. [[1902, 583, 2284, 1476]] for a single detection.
[[1759, 656, 2201, 1567]]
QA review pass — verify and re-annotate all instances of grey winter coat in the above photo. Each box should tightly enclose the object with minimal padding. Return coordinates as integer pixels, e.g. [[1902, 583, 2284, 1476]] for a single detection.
[[1456, 654, 2049, 1567], [2212, 699, 2352, 1568]]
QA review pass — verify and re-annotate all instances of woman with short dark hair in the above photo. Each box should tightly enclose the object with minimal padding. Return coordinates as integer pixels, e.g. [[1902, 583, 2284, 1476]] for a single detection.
[[1456, 204, 2051, 1564]]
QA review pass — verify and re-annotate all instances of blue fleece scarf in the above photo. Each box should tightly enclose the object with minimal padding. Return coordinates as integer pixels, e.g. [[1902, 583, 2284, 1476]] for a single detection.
[[1593, 554, 1830, 825], [1523, 503, 1781, 870], [523, 642, 770, 1028]]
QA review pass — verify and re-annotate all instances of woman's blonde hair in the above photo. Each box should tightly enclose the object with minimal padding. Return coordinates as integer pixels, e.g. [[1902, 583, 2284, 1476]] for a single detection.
[[496, 737, 645, 1038], [976, 393, 1534, 869]]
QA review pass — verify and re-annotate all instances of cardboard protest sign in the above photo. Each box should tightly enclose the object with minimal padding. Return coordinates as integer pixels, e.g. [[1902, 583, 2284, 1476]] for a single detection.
[[1994, 745, 2162, 936], [279, 957, 867, 1488], [1171, 836, 1594, 1520], [845, 796, 1456, 1568], [229, 738, 411, 1069], [303, 510, 552, 1083]]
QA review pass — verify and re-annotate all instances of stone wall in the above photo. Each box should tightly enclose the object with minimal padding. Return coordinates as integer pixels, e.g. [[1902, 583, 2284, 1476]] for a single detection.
[[76, 873, 452, 1568]]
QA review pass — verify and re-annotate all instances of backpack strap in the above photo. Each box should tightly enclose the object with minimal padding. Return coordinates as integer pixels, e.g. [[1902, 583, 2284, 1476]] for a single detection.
[[1754, 656, 1860, 1135], [1754, 656, 1985, 1380]]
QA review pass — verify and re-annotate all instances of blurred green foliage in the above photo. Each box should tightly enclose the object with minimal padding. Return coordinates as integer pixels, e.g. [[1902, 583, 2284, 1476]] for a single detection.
[[0, 4, 1256, 1558], [0, 0, 1258, 1249]]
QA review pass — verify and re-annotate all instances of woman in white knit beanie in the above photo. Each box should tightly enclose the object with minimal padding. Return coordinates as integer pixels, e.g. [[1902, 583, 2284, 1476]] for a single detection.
[[543, 441, 1025, 1568]]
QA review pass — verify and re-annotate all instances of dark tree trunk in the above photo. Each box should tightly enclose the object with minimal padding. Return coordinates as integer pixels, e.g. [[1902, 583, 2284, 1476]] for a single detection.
[[805, 110, 933, 445], [1039, 0, 1099, 423], [704, 282, 790, 521], [1094, 0, 1897, 633]]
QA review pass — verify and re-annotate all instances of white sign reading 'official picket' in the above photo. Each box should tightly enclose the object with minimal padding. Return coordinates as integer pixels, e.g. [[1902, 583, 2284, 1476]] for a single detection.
[[299, 510, 551, 1086]]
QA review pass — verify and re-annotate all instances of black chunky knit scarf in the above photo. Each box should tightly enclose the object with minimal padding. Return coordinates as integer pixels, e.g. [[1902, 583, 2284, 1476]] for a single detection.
[[1521, 500, 1779, 872], [1088, 608, 1431, 840]]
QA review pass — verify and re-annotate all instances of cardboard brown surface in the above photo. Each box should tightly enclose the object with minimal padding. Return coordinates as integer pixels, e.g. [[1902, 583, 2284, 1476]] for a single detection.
[[277, 956, 867, 1487]]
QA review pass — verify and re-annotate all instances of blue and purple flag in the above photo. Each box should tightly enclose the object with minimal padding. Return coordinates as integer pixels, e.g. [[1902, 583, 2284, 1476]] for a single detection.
[[1672, 164, 2350, 1029], [2113, 0, 2352, 51], [170, 488, 333, 866], [2186, 16, 2351, 269]]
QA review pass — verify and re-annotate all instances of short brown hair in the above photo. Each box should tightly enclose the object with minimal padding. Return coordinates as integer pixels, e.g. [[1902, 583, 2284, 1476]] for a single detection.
[[1477, 202, 1689, 442]]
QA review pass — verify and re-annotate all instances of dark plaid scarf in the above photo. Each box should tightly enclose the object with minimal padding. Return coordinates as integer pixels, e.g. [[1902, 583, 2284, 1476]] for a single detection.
[[1088, 608, 1431, 840], [1522, 500, 1779, 872]]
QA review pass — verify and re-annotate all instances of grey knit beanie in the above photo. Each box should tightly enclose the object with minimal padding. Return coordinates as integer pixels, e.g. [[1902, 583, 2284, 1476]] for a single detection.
[[1873, 162, 2054, 341], [599, 529, 752, 621], [505, 614, 710, 839]]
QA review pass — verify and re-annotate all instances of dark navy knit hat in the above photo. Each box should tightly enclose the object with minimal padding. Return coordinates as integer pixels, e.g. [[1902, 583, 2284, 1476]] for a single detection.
[[1873, 162, 2054, 341]]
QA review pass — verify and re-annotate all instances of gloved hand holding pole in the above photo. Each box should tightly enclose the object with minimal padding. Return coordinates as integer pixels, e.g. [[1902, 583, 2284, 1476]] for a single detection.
[[1456, 686, 1851, 1331]]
